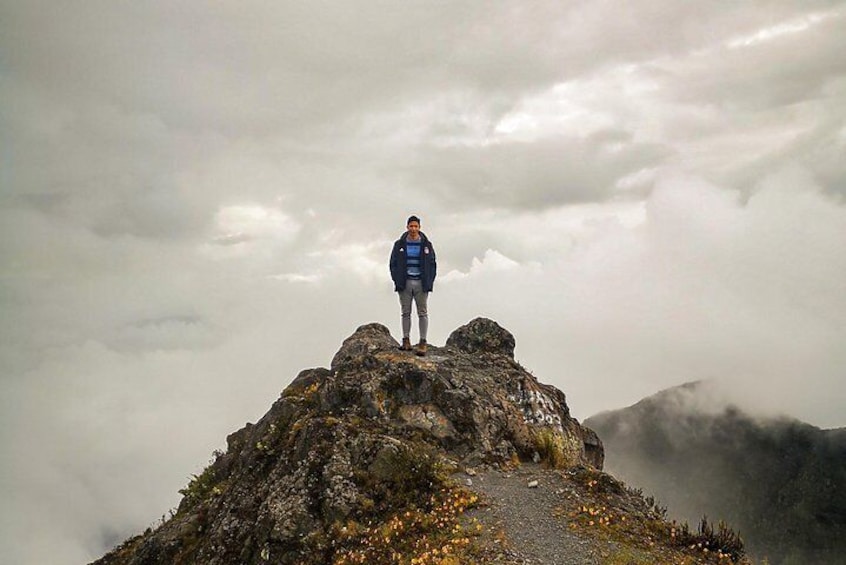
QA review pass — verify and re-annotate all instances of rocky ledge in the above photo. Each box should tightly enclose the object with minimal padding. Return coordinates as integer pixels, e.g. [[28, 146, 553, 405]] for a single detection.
[[94, 318, 603, 565]]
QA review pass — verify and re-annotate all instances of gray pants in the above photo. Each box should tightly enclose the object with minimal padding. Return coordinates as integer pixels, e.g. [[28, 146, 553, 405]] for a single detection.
[[399, 279, 428, 341]]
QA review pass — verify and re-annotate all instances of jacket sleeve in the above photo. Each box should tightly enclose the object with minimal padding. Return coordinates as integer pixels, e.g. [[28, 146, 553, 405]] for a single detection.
[[426, 242, 437, 291], [430, 243, 437, 281], [389, 242, 403, 291], [389, 244, 397, 281]]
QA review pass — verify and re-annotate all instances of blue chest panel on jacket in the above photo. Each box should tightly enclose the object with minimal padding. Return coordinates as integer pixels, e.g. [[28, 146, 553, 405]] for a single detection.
[[406, 238, 422, 278]]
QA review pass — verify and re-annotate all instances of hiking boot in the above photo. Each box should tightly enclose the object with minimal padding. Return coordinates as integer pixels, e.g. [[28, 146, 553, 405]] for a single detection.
[[399, 337, 412, 351], [415, 340, 428, 357]]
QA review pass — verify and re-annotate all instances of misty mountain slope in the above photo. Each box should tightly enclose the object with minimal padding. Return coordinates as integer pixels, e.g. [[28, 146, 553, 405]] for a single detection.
[[585, 382, 846, 565], [93, 319, 748, 565]]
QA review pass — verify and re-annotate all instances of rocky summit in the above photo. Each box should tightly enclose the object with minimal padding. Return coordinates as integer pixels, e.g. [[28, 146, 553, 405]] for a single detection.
[[94, 319, 747, 565], [94, 318, 601, 564]]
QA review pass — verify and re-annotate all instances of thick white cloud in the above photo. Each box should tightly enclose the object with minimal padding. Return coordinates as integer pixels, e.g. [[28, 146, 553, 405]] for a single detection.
[[2, 1, 845, 563]]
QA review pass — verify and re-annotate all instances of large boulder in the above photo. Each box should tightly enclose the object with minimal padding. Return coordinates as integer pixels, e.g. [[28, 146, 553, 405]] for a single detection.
[[446, 317, 516, 357]]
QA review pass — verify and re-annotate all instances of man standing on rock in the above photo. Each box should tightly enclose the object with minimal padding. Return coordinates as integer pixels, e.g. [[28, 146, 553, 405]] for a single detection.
[[389, 215, 437, 356]]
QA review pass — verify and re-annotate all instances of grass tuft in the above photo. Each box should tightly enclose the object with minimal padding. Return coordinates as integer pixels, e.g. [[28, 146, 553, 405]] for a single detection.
[[534, 428, 568, 468], [673, 516, 746, 562]]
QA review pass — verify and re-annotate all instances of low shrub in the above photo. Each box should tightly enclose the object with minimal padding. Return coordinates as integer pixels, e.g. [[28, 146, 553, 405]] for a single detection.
[[674, 516, 745, 562]]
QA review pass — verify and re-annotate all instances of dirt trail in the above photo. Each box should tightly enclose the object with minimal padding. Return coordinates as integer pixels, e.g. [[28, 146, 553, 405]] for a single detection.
[[467, 463, 603, 565]]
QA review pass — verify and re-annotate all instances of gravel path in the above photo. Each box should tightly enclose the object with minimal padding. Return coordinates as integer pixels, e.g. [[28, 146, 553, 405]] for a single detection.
[[467, 464, 602, 565]]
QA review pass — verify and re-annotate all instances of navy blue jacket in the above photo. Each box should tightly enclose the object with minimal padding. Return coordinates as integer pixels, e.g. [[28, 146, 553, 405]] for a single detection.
[[389, 231, 437, 292]]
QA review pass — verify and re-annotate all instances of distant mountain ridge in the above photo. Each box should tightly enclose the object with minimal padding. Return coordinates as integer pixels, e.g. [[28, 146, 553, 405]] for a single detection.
[[586, 381, 846, 565]]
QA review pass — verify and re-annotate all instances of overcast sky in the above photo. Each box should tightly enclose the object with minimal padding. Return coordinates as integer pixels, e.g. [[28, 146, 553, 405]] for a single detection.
[[2, 1, 845, 563]]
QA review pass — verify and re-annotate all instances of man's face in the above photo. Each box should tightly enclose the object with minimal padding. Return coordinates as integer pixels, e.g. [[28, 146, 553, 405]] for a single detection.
[[407, 221, 420, 238]]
